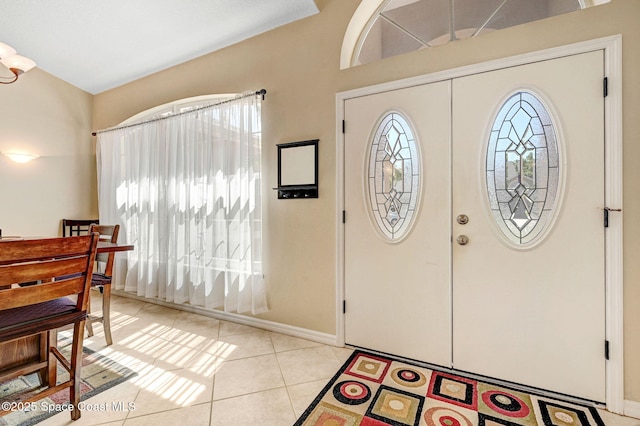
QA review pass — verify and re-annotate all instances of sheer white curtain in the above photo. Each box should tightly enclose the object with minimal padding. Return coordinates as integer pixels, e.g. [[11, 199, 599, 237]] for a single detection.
[[96, 92, 267, 314]]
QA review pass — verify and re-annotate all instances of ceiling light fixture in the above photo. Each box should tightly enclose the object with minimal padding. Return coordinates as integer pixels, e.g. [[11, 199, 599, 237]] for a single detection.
[[0, 42, 36, 85]]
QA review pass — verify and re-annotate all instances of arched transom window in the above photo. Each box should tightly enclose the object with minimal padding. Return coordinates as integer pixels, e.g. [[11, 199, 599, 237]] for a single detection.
[[341, 0, 610, 68]]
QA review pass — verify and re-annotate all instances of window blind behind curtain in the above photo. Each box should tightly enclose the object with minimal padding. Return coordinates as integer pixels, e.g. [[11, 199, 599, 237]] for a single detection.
[[96, 91, 267, 315]]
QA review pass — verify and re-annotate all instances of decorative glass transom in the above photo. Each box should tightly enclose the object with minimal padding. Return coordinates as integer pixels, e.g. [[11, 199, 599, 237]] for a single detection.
[[368, 112, 420, 241], [347, 0, 607, 68], [486, 92, 560, 245]]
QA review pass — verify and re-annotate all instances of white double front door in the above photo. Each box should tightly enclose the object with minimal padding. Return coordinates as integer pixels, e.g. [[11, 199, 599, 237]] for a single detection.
[[343, 50, 605, 402]]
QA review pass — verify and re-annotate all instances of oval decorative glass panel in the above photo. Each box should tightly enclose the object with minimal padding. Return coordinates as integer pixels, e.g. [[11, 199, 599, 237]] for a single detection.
[[486, 91, 561, 245], [367, 112, 420, 241]]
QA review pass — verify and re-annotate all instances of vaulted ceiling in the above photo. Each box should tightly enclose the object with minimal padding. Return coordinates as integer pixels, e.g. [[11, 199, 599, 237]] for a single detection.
[[0, 0, 319, 94]]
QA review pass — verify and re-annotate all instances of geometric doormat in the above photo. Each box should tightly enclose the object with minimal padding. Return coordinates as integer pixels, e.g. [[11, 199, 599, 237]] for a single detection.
[[295, 349, 605, 426], [0, 340, 137, 426]]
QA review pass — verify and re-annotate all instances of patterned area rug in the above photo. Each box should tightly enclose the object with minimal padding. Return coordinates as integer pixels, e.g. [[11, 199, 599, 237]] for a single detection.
[[0, 340, 137, 426], [296, 349, 605, 426]]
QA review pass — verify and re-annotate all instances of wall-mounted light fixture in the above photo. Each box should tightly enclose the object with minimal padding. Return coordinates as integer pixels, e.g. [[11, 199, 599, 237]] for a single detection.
[[0, 42, 36, 85], [3, 152, 39, 163]]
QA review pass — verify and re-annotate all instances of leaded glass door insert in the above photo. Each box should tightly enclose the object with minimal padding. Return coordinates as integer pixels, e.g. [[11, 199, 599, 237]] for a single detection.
[[486, 91, 561, 246], [367, 112, 421, 242]]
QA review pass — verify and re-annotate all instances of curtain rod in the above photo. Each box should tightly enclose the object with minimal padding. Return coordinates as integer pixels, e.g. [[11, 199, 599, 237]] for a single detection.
[[91, 89, 266, 137]]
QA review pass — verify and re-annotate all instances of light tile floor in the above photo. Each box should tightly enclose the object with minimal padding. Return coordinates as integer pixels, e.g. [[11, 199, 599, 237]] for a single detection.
[[40, 292, 352, 426], [38, 292, 640, 426]]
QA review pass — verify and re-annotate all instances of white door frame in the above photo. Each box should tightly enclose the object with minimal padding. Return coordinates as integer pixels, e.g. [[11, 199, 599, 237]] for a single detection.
[[335, 35, 623, 413]]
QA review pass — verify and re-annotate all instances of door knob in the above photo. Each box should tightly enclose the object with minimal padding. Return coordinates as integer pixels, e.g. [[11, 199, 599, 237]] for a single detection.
[[457, 214, 469, 225], [456, 235, 469, 245]]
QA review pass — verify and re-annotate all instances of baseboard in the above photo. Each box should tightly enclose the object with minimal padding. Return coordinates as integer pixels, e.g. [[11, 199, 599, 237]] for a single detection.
[[625, 400, 640, 419], [111, 290, 338, 347], [213, 310, 339, 346]]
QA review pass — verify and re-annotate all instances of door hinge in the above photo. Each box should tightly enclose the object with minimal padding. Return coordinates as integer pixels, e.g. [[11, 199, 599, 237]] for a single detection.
[[605, 340, 610, 360], [343, 300, 346, 314], [342, 120, 346, 134], [604, 207, 621, 228], [603, 77, 608, 97], [342, 210, 346, 224]]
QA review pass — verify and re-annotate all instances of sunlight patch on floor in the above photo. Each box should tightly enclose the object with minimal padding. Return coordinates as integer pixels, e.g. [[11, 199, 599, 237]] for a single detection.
[[90, 316, 235, 407]]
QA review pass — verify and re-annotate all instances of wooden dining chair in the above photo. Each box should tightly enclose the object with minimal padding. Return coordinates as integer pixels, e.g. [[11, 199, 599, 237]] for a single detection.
[[0, 234, 99, 421], [62, 218, 99, 237], [85, 224, 119, 346]]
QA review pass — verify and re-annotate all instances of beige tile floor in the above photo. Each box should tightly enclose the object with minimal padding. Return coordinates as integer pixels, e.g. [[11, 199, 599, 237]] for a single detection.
[[37, 292, 640, 426], [40, 292, 352, 426]]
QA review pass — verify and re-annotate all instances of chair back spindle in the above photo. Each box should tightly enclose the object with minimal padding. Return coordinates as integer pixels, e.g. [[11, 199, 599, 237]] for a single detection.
[[61, 219, 99, 237]]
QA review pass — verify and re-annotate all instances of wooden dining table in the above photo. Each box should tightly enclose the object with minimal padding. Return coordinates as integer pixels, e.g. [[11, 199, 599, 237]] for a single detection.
[[0, 237, 134, 254], [0, 237, 134, 385], [97, 240, 135, 253]]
